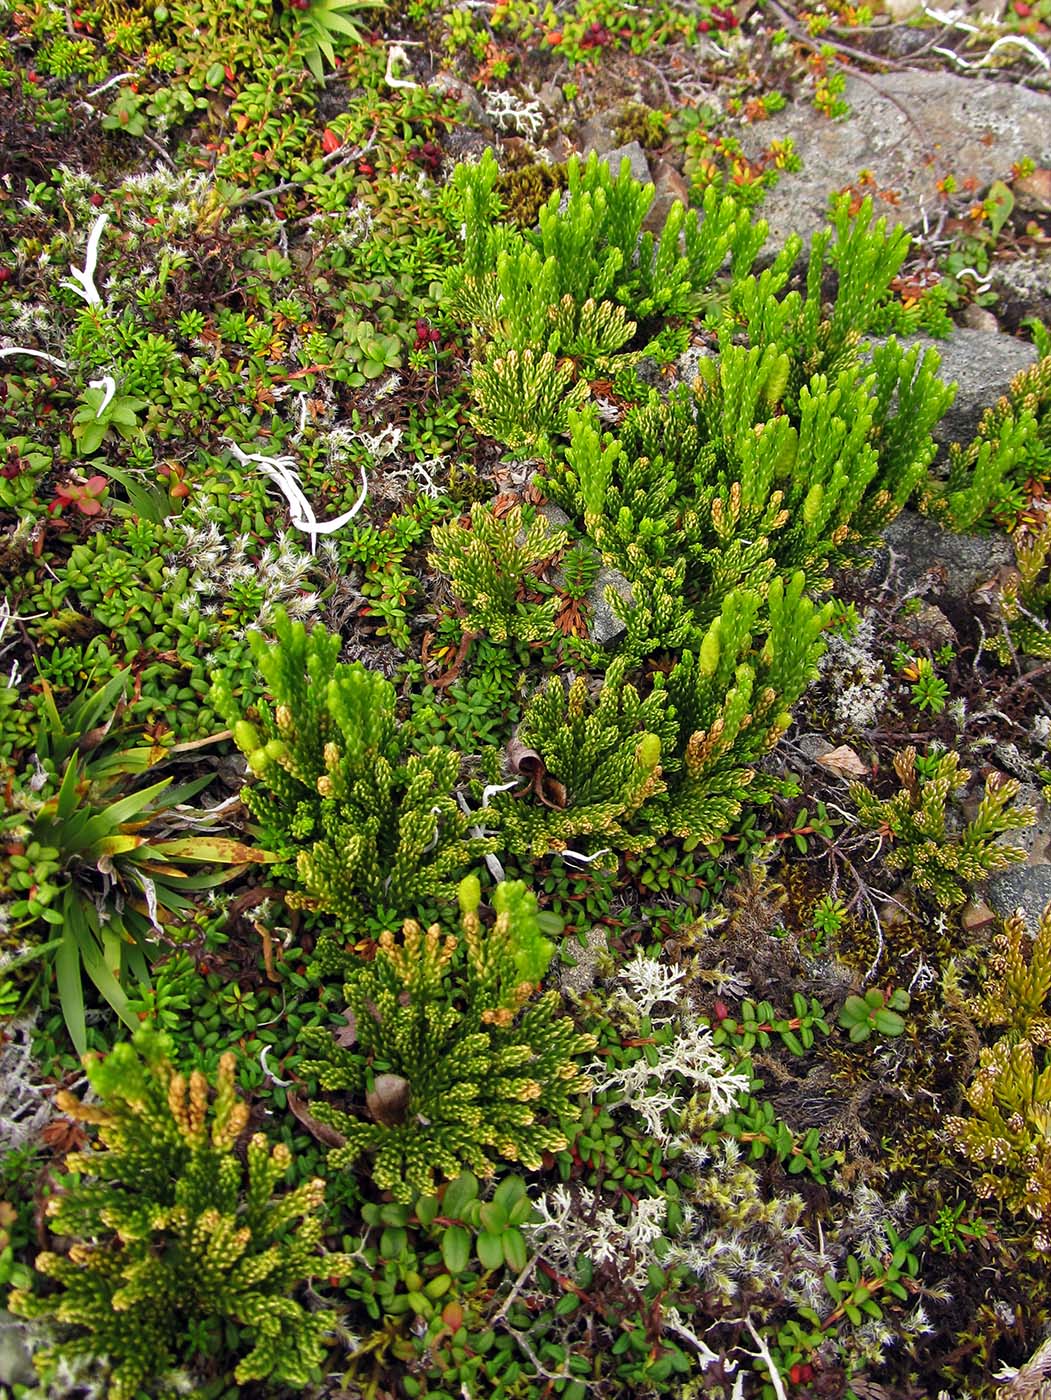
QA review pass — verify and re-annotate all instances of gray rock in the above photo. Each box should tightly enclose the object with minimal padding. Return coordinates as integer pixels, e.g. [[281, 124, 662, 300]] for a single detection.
[[428, 73, 490, 128], [442, 128, 497, 167], [898, 329, 1038, 447], [590, 565, 634, 646], [0, 1312, 35, 1388], [878, 509, 1015, 598], [559, 924, 610, 997], [600, 141, 651, 187], [736, 71, 1051, 251], [794, 732, 836, 763], [958, 304, 1000, 334], [990, 252, 1051, 333], [578, 107, 622, 157], [538, 502, 572, 532], [986, 864, 1051, 937]]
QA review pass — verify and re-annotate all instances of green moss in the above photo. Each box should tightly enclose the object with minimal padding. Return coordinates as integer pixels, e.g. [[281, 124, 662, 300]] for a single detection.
[[494, 161, 567, 229]]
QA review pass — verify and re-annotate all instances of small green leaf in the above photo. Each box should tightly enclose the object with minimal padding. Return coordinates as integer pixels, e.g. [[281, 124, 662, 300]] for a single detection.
[[442, 1172, 478, 1219], [476, 1230, 504, 1272], [416, 1195, 439, 1228], [440, 1226, 470, 1275], [986, 179, 1014, 238], [502, 1227, 528, 1272]]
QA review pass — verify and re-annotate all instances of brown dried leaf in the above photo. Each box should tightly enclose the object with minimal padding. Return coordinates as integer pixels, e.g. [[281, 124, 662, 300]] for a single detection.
[[506, 737, 545, 777], [286, 1092, 347, 1148], [537, 773, 568, 809], [506, 737, 567, 808], [816, 745, 869, 781], [40, 1118, 88, 1155], [334, 1008, 357, 1048]]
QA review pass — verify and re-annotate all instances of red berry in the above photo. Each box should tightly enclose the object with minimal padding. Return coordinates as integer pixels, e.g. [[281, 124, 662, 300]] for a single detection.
[[0, 268, 11, 283], [89, 193, 104, 207]]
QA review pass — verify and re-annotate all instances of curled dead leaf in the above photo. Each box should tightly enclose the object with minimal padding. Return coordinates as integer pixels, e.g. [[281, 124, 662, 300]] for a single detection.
[[506, 736, 568, 809], [815, 745, 869, 781], [286, 1092, 347, 1148], [334, 1008, 357, 1048]]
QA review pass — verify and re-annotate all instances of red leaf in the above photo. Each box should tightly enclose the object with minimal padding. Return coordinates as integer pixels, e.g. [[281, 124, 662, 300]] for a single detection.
[[321, 128, 342, 155]]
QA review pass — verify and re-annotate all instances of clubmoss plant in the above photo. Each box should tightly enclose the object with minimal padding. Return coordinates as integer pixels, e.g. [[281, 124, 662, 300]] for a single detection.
[[542, 334, 954, 629], [491, 576, 833, 856], [429, 501, 569, 643], [849, 746, 1035, 910], [212, 610, 495, 926], [300, 876, 596, 1202], [9, 1028, 351, 1398]]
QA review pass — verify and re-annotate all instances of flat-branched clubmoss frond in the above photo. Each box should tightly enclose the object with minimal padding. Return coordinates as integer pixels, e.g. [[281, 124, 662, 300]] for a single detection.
[[987, 518, 1051, 663], [429, 501, 569, 642], [492, 575, 832, 857], [212, 609, 495, 927], [926, 350, 1051, 532], [9, 1028, 351, 1398], [543, 334, 952, 633], [968, 904, 1051, 1043], [849, 747, 1034, 911], [300, 877, 596, 1202]]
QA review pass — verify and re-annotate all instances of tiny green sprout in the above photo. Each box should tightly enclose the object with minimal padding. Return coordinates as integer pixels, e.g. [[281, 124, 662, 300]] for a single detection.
[[908, 657, 950, 715], [930, 1201, 987, 1254], [811, 894, 848, 941], [838, 986, 910, 1043], [892, 644, 916, 673], [827, 598, 860, 640]]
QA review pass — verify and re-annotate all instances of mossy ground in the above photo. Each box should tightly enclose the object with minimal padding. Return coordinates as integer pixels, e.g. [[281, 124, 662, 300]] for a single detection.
[[2, 1, 1051, 1397]]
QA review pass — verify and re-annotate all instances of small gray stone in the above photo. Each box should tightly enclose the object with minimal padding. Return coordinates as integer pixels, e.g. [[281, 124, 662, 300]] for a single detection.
[[428, 73, 490, 127], [578, 107, 622, 157], [590, 565, 634, 647], [675, 343, 718, 388], [986, 864, 1051, 937], [537, 502, 572, 532], [537, 80, 565, 114], [958, 304, 999, 334], [0, 1312, 35, 1388], [902, 602, 957, 650], [600, 141, 651, 187], [878, 510, 1015, 598], [633, 356, 664, 388], [990, 253, 1051, 333], [794, 733, 836, 763], [896, 329, 1038, 447], [559, 924, 610, 997]]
